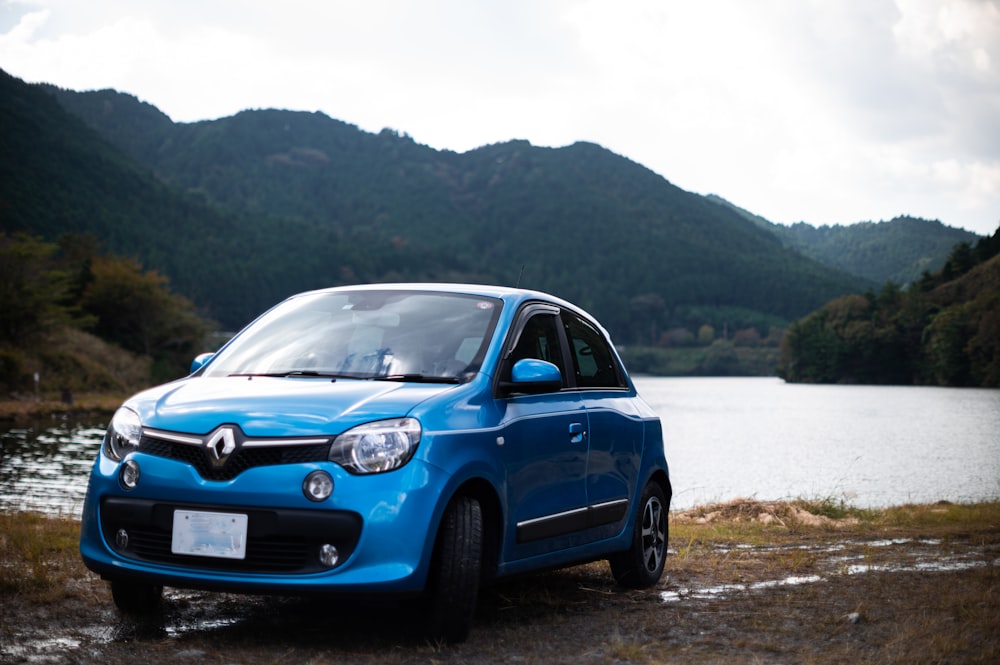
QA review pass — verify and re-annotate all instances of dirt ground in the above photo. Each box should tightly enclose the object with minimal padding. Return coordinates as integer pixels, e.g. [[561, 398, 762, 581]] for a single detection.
[[2, 500, 998, 665]]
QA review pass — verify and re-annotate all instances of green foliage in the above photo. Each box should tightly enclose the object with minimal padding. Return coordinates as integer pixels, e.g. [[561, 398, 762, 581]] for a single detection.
[[620, 343, 780, 376], [924, 304, 972, 385], [0, 233, 77, 343], [709, 196, 983, 286], [0, 347, 29, 393], [79, 254, 211, 381], [779, 232, 1000, 386], [0, 232, 211, 390], [779, 217, 981, 286]]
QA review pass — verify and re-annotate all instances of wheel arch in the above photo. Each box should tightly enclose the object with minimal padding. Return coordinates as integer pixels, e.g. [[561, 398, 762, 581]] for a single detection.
[[648, 468, 672, 510]]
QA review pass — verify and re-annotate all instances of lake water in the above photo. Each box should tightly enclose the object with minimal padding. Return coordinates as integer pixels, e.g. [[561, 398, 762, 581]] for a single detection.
[[635, 377, 1000, 510], [2, 378, 999, 517]]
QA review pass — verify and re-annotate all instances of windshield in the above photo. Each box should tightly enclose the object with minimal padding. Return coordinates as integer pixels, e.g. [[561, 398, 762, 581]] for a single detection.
[[203, 290, 503, 382]]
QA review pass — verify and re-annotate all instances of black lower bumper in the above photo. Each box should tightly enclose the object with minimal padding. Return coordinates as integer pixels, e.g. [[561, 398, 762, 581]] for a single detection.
[[100, 497, 362, 575]]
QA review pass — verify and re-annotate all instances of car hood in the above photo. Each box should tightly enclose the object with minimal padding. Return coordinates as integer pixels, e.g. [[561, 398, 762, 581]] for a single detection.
[[127, 376, 457, 437]]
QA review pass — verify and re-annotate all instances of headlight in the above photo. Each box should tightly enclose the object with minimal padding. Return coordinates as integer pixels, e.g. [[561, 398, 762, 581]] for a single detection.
[[330, 418, 421, 474], [103, 407, 142, 461]]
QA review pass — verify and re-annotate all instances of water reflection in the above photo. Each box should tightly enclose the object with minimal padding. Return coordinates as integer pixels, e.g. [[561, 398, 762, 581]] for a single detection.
[[0, 417, 106, 518]]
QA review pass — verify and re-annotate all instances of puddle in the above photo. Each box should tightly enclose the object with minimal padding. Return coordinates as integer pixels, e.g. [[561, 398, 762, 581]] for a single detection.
[[662, 574, 823, 602], [661, 538, 996, 604], [158, 590, 246, 637], [845, 559, 996, 575], [2, 637, 82, 664]]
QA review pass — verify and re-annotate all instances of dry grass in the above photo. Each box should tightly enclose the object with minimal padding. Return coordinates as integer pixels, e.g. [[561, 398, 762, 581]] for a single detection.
[[1, 500, 998, 664], [0, 392, 124, 421], [0, 511, 80, 596]]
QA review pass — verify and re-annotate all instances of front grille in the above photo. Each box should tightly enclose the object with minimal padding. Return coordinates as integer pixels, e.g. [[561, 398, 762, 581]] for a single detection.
[[101, 497, 362, 574], [138, 435, 331, 481]]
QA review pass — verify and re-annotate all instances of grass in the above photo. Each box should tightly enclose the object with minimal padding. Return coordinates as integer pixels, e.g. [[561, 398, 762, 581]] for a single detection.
[[0, 511, 81, 597], [0, 392, 124, 421]]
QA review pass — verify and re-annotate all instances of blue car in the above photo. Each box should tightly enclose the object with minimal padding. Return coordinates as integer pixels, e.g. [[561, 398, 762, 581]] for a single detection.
[[80, 284, 670, 642]]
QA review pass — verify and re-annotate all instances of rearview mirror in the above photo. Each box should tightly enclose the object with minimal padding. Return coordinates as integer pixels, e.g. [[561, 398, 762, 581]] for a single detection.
[[499, 358, 562, 395], [190, 352, 215, 374]]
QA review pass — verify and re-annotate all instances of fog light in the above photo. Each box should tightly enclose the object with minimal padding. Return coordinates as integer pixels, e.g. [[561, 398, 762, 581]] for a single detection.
[[115, 529, 129, 549], [119, 459, 140, 489], [303, 470, 333, 501], [319, 544, 340, 568]]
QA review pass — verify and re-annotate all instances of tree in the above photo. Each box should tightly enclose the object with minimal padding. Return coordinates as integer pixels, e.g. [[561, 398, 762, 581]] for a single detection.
[[0, 233, 76, 343], [80, 255, 211, 380], [940, 242, 975, 281], [627, 293, 666, 346], [924, 305, 972, 386], [732, 328, 761, 347]]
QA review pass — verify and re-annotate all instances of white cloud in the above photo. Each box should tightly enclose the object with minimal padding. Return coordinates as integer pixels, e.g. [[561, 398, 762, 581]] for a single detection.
[[1, 0, 997, 234]]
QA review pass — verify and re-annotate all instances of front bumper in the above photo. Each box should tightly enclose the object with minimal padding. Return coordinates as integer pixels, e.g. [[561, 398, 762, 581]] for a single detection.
[[80, 451, 446, 594], [99, 497, 362, 574]]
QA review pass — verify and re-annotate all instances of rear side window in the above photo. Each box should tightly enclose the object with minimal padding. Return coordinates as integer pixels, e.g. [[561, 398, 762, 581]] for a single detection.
[[563, 313, 625, 389]]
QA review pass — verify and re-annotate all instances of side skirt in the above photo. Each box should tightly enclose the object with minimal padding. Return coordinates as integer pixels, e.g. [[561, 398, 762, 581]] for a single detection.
[[516, 498, 628, 543]]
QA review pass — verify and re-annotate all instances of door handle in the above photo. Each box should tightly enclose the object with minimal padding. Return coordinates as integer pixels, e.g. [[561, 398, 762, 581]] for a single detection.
[[569, 422, 586, 444]]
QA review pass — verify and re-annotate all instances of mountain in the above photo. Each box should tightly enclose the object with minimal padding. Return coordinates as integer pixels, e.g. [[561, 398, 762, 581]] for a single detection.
[[5, 70, 870, 344], [777, 217, 980, 286], [1, 70, 448, 328], [707, 196, 981, 286]]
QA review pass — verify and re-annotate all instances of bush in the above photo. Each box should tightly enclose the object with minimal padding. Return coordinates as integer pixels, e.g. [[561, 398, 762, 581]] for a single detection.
[[0, 347, 29, 393]]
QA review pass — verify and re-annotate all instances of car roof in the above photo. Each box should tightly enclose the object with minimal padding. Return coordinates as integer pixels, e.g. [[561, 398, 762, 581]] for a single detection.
[[288, 283, 611, 338], [297, 283, 570, 307]]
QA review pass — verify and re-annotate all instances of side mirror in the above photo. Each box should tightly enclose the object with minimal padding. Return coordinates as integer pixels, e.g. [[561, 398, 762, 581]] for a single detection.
[[500, 358, 563, 395], [190, 352, 215, 374]]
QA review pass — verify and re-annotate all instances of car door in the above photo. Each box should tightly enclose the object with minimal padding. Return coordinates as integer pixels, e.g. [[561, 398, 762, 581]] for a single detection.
[[562, 311, 644, 542], [494, 305, 589, 559]]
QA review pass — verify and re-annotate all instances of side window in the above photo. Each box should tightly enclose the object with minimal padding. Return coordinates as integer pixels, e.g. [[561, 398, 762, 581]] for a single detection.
[[505, 311, 567, 385], [563, 314, 625, 389]]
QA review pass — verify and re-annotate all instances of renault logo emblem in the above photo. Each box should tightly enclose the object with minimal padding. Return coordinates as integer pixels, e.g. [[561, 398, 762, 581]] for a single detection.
[[205, 427, 237, 466]]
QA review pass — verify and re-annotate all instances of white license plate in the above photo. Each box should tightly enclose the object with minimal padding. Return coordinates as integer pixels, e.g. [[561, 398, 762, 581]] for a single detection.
[[171, 510, 248, 560]]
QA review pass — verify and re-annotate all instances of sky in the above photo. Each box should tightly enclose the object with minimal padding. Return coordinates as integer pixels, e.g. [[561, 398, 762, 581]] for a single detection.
[[2, 0, 998, 236]]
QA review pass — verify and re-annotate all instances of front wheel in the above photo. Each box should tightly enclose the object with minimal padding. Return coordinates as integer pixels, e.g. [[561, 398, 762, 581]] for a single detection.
[[610, 481, 668, 588], [110, 579, 163, 616], [422, 495, 483, 643]]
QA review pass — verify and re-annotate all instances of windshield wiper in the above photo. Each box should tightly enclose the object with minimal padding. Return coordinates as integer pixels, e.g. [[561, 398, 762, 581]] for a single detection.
[[374, 374, 463, 384], [228, 371, 343, 379]]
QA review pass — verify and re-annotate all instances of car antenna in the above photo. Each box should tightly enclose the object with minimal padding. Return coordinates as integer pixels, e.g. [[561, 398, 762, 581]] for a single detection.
[[515, 264, 525, 288]]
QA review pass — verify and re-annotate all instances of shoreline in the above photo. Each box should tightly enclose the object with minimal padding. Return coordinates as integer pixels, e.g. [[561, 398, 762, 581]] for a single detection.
[[0, 393, 125, 421]]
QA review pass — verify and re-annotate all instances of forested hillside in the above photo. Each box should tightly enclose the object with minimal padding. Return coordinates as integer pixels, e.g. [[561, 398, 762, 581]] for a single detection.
[[0, 232, 212, 394], [775, 217, 980, 286], [1, 71, 465, 328], [778, 231, 1000, 386], [3, 68, 994, 385], [25, 74, 869, 344], [707, 196, 982, 286]]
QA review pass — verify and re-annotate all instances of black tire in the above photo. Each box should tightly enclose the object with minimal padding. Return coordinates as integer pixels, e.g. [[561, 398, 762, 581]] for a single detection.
[[610, 481, 668, 589], [422, 495, 483, 643], [110, 579, 163, 616]]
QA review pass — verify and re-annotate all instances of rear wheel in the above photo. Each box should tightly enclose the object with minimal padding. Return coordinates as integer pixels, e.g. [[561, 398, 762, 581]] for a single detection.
[[422, 495, 483, 643], [110, 579, 163, 616], [610, 481, 668, 588]]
